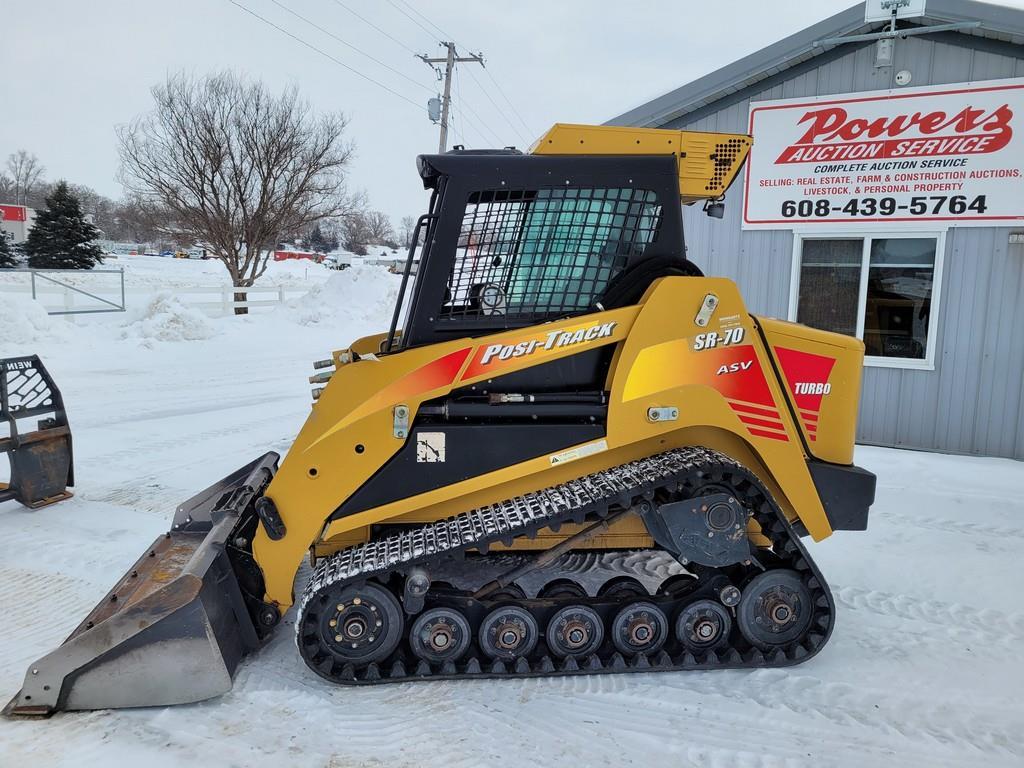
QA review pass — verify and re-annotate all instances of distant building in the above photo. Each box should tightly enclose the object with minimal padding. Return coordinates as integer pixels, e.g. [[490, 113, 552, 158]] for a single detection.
[[0, 204, 36, 244]]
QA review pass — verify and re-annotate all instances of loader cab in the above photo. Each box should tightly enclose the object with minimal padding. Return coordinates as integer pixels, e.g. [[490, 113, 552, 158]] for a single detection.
[[389, 151, 691, 351]]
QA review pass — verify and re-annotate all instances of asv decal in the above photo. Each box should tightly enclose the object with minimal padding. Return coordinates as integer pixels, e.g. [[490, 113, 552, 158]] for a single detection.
[[717, 360, 753, 375], [694, 326, 744, 351], [794, 382, 831, 395], [480, 322, 617, 365]]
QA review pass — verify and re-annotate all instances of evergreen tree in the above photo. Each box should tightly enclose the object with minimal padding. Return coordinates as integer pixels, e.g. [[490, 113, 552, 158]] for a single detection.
[[307, 223, 328, 253], [0, 231, 17, 268], [24, 181, 104, 269]]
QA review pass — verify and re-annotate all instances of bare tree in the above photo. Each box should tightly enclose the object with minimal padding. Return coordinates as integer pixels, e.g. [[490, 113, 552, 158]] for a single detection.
[[365, 211, 396, 246], [0, 174, 15, 202], [399, 215, 418, 247], [6, 151, 45, 206], [118, 72, 357, 312]]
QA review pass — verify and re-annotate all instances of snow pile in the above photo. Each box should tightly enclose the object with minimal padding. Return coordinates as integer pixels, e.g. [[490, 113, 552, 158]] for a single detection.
[[0, 293, 71, 347], [282, 266, 400, 328], [120, 292, 217, 344]]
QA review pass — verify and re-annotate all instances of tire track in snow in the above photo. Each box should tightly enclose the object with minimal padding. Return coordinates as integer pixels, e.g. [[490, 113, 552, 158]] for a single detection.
[[450, 673, 984, 768], [874, 510, 1024, 541], [833, 584, 1024, 644]]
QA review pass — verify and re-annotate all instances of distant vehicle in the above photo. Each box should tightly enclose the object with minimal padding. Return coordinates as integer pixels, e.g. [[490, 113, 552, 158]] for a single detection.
[[144, 251, 161, 257], [160, 250, 175, 258], [274, 249, 324, 263]]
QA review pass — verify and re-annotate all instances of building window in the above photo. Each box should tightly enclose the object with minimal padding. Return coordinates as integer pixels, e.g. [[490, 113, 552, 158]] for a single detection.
[[790, 233, 943, 369]]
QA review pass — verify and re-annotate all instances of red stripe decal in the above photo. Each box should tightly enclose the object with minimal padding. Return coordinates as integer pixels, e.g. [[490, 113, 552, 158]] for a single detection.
[[800, 410, 819, 422], [739, 414, 787, 431], [748, 427, 789, 442], [729, 401, 780, 419], [805, 422, 818, 433]]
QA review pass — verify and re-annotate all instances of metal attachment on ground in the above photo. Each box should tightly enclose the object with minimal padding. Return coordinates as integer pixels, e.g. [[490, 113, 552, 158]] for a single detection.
[[311, 387, 325, 401], [0, 355, 74, 509], [393, 405, 410, 439], [647, 406, 679, 423], [694, 293, 719, 327]]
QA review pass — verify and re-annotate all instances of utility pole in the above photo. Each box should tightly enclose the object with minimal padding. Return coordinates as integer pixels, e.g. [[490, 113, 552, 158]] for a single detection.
[[418, 42, 484, 153]]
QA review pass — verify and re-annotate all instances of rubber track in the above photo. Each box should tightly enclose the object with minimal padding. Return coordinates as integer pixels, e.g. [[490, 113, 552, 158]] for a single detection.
[[297, 446, 835, 684]]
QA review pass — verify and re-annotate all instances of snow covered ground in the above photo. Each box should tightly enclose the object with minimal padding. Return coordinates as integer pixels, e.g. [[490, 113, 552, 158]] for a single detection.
[[1, 261, 1023, 767]]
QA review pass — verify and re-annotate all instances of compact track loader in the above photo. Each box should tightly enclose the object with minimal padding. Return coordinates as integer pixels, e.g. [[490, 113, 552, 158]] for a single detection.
[[6, 124, 875, 716]]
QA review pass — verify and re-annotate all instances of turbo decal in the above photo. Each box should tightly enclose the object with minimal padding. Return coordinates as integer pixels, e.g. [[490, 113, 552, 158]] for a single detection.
[[773, 346, 837, 442], [462, 320, 618, 380]]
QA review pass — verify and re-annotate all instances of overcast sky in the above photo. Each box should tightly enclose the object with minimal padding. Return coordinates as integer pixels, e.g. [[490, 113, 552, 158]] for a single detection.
[[3, 0, 1023, 223]]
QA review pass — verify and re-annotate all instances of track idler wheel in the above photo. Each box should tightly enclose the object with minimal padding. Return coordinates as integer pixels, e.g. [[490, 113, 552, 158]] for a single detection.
[[479, 606, 539, 661], [545, 605, 604, 658], [320, 583, 404, 665], [675, 599, 732, 652], [737, 569, 813, 650], [538, 579, 587, 599], [409, 608, 472, 664], [611, 602, 668, 656], [598, 576, 647, 600]]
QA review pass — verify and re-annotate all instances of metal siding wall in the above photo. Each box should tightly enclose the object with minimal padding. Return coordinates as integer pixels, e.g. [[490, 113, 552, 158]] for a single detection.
[[663, 34, 1024, 458]]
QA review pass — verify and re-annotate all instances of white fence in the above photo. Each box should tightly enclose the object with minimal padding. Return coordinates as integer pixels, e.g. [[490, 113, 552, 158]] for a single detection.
[[0, 268, 126, 315], [178, 285, 309, 316], [0, 271, 309, 316]]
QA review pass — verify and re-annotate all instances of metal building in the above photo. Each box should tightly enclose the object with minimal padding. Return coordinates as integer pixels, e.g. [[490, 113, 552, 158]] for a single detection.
[[610, 0, 1024, 459]]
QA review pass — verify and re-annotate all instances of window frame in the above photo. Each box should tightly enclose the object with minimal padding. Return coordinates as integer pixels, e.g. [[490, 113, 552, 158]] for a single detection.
[[788, 228, 946, 371]]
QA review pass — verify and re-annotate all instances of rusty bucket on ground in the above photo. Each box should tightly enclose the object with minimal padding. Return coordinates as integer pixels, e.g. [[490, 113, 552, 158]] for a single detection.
[[0, 355, 74, 509]]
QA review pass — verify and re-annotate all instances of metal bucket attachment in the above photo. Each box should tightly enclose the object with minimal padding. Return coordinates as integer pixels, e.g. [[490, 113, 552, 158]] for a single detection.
[[0, 355, 74, 509], [3, 452, 279, 717]]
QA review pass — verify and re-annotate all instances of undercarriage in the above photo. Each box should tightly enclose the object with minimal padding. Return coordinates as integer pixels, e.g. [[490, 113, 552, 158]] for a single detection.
[[296, 448, 834, 684]]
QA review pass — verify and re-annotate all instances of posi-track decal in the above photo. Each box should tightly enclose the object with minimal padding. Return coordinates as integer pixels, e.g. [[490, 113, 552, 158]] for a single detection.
[[773, 347, 837, 442], [462, 320, 618, 379]]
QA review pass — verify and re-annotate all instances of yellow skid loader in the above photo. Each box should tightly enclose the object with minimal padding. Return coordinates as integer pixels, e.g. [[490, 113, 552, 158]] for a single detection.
[[6, 124, 874, 716]]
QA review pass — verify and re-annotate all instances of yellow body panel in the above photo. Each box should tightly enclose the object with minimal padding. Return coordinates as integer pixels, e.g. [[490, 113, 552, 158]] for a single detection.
[[531, 123, 752, 203], [253, 277, 863, 610]]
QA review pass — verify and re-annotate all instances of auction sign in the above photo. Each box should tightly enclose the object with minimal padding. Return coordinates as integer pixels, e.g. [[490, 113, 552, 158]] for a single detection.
[[743, 78, 1024, 228]]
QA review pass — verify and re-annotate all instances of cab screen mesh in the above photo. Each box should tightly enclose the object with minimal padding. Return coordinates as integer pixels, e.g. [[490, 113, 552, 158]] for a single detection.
[[441, 187, 662, 322]]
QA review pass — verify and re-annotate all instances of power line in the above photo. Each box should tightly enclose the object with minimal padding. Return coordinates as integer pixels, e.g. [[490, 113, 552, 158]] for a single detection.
[[228, 0, 424, 111], [329, 0, 418, 56], [269, 0, 433, 95], [383, 0, 441, 43], [462, 66, 529, 146], [482, 66, 535, 139], [393, 0, 453, 45]]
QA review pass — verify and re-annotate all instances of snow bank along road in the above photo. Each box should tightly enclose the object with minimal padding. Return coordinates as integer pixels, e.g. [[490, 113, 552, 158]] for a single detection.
[[1, 264, 1023, 767]]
